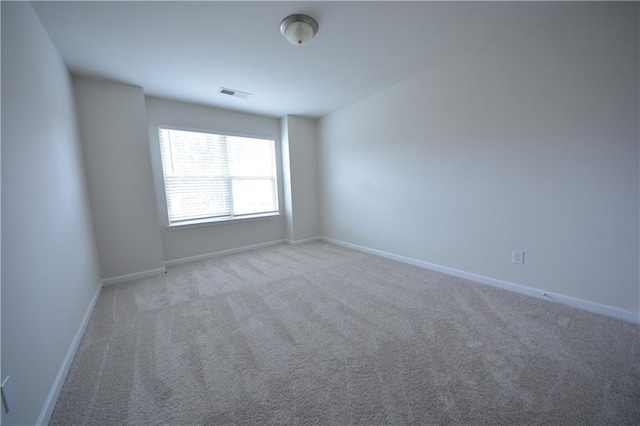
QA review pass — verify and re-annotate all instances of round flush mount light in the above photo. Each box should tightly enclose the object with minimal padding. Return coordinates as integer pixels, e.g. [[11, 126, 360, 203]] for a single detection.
[[280, 14, 318, 46]]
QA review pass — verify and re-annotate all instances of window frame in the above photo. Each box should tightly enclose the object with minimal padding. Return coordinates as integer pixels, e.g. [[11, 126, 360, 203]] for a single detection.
[[156, 125, 281, 229]]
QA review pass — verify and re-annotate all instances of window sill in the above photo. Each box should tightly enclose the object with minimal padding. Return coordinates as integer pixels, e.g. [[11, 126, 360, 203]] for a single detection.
[[166, 212, 280, 230]]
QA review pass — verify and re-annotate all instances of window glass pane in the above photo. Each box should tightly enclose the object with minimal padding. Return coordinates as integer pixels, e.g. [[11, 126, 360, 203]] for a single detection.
[[158, 127, 278, 225], [165, 177, 231, 222], [160, 129, 226, 176], [227, 136, 275, 177], [232, 179, 277, 216]]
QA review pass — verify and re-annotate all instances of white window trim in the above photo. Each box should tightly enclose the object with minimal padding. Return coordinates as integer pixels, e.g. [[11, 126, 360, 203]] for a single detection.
[[157, 125, 281, 228], [165, 211, 280, 230]]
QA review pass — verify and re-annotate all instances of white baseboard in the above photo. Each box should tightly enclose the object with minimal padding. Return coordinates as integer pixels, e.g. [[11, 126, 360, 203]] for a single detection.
[[102, 267, 167, 286], [321, 237, 640, 325], [37, 281, 103, 426], [164, 239, 287, 267], [286, 236, 322, 246]]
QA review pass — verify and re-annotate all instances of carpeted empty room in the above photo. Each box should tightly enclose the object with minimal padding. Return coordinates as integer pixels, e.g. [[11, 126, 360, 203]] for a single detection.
[[51, 242, 639, 425], [5, 1, 640, 425]]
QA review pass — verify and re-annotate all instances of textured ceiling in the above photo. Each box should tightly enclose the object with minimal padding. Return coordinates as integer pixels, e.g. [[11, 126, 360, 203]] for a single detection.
[[32, 1, 570, 118]]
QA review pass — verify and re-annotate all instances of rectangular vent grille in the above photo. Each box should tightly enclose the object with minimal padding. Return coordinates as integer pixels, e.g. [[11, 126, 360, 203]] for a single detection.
[[219, 87, 251, 99]]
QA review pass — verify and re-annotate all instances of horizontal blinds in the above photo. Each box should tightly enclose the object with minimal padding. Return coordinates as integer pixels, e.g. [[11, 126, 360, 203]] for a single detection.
[[159, 128, 278, 224]]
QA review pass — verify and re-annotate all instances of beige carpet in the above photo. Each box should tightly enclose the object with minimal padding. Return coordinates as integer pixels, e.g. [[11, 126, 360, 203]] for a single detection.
[[51, 242, 639, 425]]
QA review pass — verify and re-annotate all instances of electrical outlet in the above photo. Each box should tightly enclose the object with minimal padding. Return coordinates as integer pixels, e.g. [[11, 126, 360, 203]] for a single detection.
[[1, 376, 14, 414], [511, 250, 524, 264]]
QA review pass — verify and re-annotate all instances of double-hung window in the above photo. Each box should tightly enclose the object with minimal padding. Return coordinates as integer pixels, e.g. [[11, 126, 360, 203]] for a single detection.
[[158, 127, 279, 226]]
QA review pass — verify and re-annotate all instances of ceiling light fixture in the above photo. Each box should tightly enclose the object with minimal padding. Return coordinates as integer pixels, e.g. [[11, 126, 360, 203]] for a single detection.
[[280, 14, 318, 46]]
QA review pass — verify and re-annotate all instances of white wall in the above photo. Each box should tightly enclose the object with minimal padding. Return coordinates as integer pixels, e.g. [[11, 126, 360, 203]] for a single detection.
[[73, 78, 165, 280], [1, 3, 102, 423], [281, 116, 320, 242], [145, 97, 285, 262], [1, 4, 4, 424], [281, 116, 295, 241], [319, 3, 640, 314]]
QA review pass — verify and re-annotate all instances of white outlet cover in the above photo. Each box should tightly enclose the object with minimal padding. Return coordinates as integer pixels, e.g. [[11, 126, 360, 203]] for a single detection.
[[512, 250, 524, 264]]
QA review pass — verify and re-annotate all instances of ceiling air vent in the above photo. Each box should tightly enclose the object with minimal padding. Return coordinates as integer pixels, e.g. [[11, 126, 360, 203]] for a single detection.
[[219, 87, 251, 99]]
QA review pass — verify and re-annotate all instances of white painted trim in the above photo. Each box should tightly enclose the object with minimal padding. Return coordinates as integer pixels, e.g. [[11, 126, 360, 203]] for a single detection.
[[286, 236, 322, 246], [164, 239, 286, 267], [166, 212, 281, 230], [102, 267, 167, 286], [321, 237, 640, 325], [37, 281, 103, 426]]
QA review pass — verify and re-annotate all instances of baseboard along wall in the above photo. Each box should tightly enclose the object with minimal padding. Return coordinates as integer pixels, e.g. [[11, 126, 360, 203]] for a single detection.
[[101, 267, 167, 286], [321, 237, 640, 325], [116, 236, 639, 324], [286, 237, 322, 246], [164, 240, 287, 268], [37, 281, 103, 426]]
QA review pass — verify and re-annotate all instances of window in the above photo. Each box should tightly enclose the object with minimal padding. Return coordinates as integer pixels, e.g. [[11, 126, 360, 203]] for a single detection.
[[158, 127, 278, 226]]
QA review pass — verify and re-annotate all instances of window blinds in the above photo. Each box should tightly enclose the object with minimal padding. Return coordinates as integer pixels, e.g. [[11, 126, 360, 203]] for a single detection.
[[158, 128, 278, 225]]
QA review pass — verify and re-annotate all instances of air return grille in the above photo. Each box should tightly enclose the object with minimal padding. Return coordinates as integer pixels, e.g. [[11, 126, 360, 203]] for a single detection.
[[219, 87, 251, 99]]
